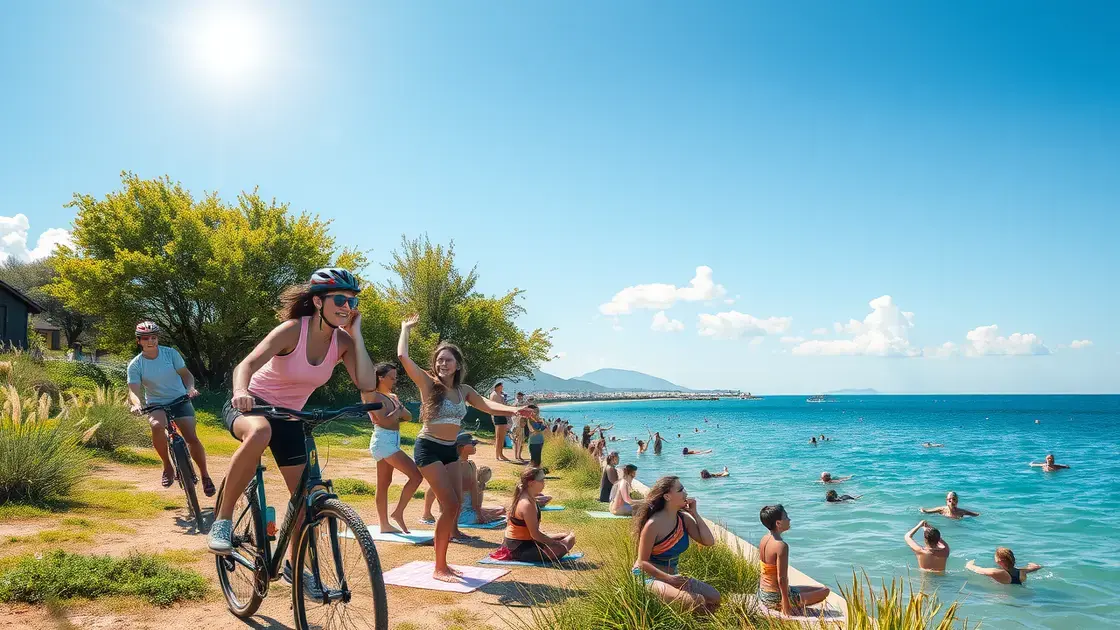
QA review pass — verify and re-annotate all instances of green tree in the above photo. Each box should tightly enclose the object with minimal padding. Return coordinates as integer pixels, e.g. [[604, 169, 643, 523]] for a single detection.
[[48, 172, 362, 387], [0, 257, 95, 345]]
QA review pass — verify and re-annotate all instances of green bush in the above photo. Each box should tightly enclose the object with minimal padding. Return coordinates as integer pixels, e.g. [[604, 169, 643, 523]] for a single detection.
[[0, 386, 90, 505], [44, 361, 119, 393], [0, 550, 207, 607], [542, 438, 601, 490], [333, 477, 376, 495], [75, 392, 149, 452]]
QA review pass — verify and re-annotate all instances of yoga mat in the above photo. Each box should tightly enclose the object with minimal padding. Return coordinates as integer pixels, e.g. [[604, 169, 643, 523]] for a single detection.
[[541, 505, 566, 511], [478, 552, 584, 567], [460, 518, 507, 529], [585, 510, 630, 519], [738, 594, 843, 620], [339, 528, 434, 545], [382, 560, 509, 593]]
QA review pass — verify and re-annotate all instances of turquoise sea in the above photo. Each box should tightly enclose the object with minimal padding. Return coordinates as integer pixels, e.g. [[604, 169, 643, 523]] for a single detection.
[[546, 396, 1120, 629]]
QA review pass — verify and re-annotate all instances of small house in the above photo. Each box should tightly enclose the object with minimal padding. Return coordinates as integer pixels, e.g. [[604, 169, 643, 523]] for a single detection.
[[0, 278, 44, 349], [31, 315, 62, 350]]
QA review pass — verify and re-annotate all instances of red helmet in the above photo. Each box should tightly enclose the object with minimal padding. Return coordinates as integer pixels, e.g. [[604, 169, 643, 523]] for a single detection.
[[135, 321, 160, 337]]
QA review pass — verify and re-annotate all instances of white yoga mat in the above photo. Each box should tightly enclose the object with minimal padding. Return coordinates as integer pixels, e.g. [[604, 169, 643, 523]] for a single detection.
[[478, 551, 584, 567], [339, 527, 435, 545], [382, 560, 509, 593], [585, 510, 630, 519]]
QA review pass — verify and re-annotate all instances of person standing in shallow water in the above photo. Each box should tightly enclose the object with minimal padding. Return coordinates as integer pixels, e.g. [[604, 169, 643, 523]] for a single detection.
[[967, 548, 1042, 585], [397, 314, 531, 583], [920, 491, 980, 519], [904, 520, 949, 572]]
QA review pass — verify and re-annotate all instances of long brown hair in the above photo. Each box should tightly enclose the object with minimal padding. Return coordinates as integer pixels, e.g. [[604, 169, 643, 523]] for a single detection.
[[422, 341, 466, 419], [509, 466, 545, 515], [278, 283, 318, 321], [632, 475, 679, 538]]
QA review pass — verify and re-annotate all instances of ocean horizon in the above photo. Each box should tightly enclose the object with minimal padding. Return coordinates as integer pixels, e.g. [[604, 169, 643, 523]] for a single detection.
[[546, 395, 1120, 629]]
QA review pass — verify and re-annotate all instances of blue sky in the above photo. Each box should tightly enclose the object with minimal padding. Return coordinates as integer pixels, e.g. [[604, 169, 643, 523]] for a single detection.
[[3, 1, 1117, 393]]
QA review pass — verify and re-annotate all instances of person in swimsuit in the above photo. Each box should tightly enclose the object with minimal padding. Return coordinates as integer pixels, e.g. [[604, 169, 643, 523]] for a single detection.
[[904, 520, 949, 572], [966, 547, 1042, 585], [825, 490, 860, 502], [489, 382, 512, 462], [510, 392, 528, 463], [581, 425, 593, 450], [599, 451, 620, 503], [636, 439, 650, 454], [500, 467, 575, 563], [923, 442, 945, 448], [819, 472, 853, 483], [362, 362, 423, 534], [632, 475, 720, 613], [920, 491, 980, 519], [682, 447, 712, 455], [700, 467, 730, 479], [455, 433, 506, 525], [209, 268, 376, 583], [1030, 453, 1070, 472], [610, 464, 638, 515], [758, 505, 831, 616], [648, 429, 669, 455], [397, 314, 529, 582]]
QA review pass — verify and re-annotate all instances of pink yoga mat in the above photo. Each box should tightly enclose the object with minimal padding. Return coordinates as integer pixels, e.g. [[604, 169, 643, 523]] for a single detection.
[[381, 560, 510, 593]]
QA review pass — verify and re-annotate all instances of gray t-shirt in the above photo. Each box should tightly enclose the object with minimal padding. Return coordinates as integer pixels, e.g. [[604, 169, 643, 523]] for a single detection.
[[127, 346, 188, 404]]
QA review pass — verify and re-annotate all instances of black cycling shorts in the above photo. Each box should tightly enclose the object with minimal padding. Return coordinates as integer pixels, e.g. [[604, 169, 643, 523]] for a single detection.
[[222, 398, 309, 468], [413, 437, 459, 467], [493, 416, 509, 426]]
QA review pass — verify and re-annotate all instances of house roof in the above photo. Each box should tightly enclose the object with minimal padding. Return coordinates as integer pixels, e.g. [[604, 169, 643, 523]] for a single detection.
[[30, 315, 60, 331], [0, 278, 44, 314]]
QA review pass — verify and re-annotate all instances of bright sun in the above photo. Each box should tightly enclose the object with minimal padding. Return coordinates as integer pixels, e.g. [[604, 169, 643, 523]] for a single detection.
[[189, 9, 265, 83]]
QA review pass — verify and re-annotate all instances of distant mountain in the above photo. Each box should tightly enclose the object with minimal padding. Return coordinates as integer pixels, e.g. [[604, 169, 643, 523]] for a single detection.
[[503, 369, 612, 394], [825, 388, 880, 395], [578, 368, 692, 392]]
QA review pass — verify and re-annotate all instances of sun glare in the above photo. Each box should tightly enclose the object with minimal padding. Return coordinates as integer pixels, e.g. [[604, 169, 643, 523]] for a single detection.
[[188, 9, 266, 83]]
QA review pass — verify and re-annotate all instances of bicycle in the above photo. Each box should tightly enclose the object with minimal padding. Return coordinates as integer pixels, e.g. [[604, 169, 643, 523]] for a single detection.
[[214, 401, 388, 630], [139, 394, 205, 532]]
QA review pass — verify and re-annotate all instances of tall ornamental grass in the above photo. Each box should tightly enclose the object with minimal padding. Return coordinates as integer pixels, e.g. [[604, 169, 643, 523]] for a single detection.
[[0, 384, 90, 505], [541, 436, 602, 489], [71, 387, 149, 452]]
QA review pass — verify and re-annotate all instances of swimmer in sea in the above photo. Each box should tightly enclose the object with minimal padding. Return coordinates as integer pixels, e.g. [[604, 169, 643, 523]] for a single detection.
[[682, 447, 712, 456], [636, 439, 650, 454], [809, 437, 818, 445], [700, 467, 729, 479], [825, 490, 860, 502], [904, 520, 949, 572], [920, 491, 980, 519], [1029, 453, 1070, 472], [966, 548, 1042, 585], [820, 472, 853, 483], [923, 442, 944, 448]]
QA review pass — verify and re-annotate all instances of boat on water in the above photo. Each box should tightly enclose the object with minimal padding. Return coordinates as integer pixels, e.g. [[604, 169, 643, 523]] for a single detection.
[[739, 392, 764, 400], [806, 394, 832, 403]]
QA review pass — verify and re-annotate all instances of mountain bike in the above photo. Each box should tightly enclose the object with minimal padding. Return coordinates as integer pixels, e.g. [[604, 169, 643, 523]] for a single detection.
[[140, 394, 204, 532], [214, 402, 388, 630]]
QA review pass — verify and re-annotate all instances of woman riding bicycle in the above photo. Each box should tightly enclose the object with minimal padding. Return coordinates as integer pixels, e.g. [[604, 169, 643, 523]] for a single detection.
[[397, 314, 529, 582], [209, 268, 377, 581]]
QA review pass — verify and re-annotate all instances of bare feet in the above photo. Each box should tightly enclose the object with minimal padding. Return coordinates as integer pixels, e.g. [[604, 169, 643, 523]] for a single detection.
[[390, 511, 410, 534], [432, 567, 462, 583], [378, 525, 402, 534]]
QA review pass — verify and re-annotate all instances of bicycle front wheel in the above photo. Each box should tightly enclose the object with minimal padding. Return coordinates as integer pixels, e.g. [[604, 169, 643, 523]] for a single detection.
[[293, 499, 388, 630], [171, 437, 204, 532]]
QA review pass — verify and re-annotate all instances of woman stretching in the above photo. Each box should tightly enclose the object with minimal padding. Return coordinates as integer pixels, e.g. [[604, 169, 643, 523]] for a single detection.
[[397, 314, 528, 582], [632, 476, 720, 612], [362, 362, 423, 534], [499, 467, 576, 562], [209, 269, 376, 581], [758, 505, 831, 616], [967, 548, 1042, 585], [610, 464, 638, 515]]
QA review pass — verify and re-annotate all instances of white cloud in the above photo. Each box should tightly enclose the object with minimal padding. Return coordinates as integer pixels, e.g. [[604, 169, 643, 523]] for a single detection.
[[651, 311, 684, 332], [600, 266, 726, 316], [811, 328, 829, 336], [0, 214, 73, 262], [962, 325, 1049, 356], [697, 311, 792, 339], [794, 295, 919, 357], [1070, 339, 1093, 350], [780, 336, 805, 344], [924, 342, 959, 359]]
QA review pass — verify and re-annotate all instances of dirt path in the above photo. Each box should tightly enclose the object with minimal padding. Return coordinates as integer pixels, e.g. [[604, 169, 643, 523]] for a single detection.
[[0, 438, 584, 630]]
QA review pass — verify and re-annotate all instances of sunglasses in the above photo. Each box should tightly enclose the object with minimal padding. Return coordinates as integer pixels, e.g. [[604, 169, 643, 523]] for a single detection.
[[324, 294, 359, 309]]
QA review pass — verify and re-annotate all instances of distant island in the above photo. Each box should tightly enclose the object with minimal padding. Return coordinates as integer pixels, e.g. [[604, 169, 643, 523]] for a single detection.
[[825, 388, 880, 395], [503, 368, 740, 402]]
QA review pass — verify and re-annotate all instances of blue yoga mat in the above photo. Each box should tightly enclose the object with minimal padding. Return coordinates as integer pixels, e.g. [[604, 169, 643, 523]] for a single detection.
[[479, 551, 584, 567], [541, 505, 565, 511]]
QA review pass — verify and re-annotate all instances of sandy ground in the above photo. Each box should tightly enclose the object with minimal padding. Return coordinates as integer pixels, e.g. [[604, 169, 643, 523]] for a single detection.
[[0, 437, 581, 630]]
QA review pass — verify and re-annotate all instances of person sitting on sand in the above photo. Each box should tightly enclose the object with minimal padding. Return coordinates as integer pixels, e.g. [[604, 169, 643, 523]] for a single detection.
[[599, 451, 620, 503], [825, 490, 860, 502], [920, 491, 980, 519], [966, 547, 1042, 585], [923, 442, 944, 448], [758, 505, 831, 616], [700, 467, 729, 479], [819, 472, 853, 483], [904, 520, 949, 572], [682, 447, 712, 455], [632, 476, 720, 612], [610, 464, 638, 515], [497, 467, 576, 563], [636, 439, 650, 454], [1030, 453, 1070, 472]]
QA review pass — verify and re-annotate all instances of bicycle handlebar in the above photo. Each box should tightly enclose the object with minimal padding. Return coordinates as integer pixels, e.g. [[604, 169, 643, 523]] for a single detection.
[[248, 402, 383, 423]]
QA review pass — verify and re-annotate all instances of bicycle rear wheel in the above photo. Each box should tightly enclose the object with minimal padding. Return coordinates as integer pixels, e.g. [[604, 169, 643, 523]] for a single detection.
[[215, 478, 266, 618], [293, 499, 388, 630], [171, 436, 205, 532]]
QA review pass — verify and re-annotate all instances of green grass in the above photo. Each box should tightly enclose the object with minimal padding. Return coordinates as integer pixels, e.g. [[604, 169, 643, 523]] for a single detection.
[[0, 550, 207, 607], [92, 447, 162, 467], [541, 437, 602, 490], [332, 477, 424, 501], [1, 479, 181, 522]]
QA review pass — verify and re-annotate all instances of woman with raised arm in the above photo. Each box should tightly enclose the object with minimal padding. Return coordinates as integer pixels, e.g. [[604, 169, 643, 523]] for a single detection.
[[397, 314, 529, 582], [209, 269, 376, 585], [362, 362, 423, 534]]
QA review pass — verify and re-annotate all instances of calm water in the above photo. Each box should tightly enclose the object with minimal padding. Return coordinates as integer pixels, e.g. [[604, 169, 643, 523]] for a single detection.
[[547, 396, 1120, 629]]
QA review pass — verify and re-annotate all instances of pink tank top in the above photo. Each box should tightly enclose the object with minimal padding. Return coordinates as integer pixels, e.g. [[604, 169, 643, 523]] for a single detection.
[[248, 317, 341, 410]]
